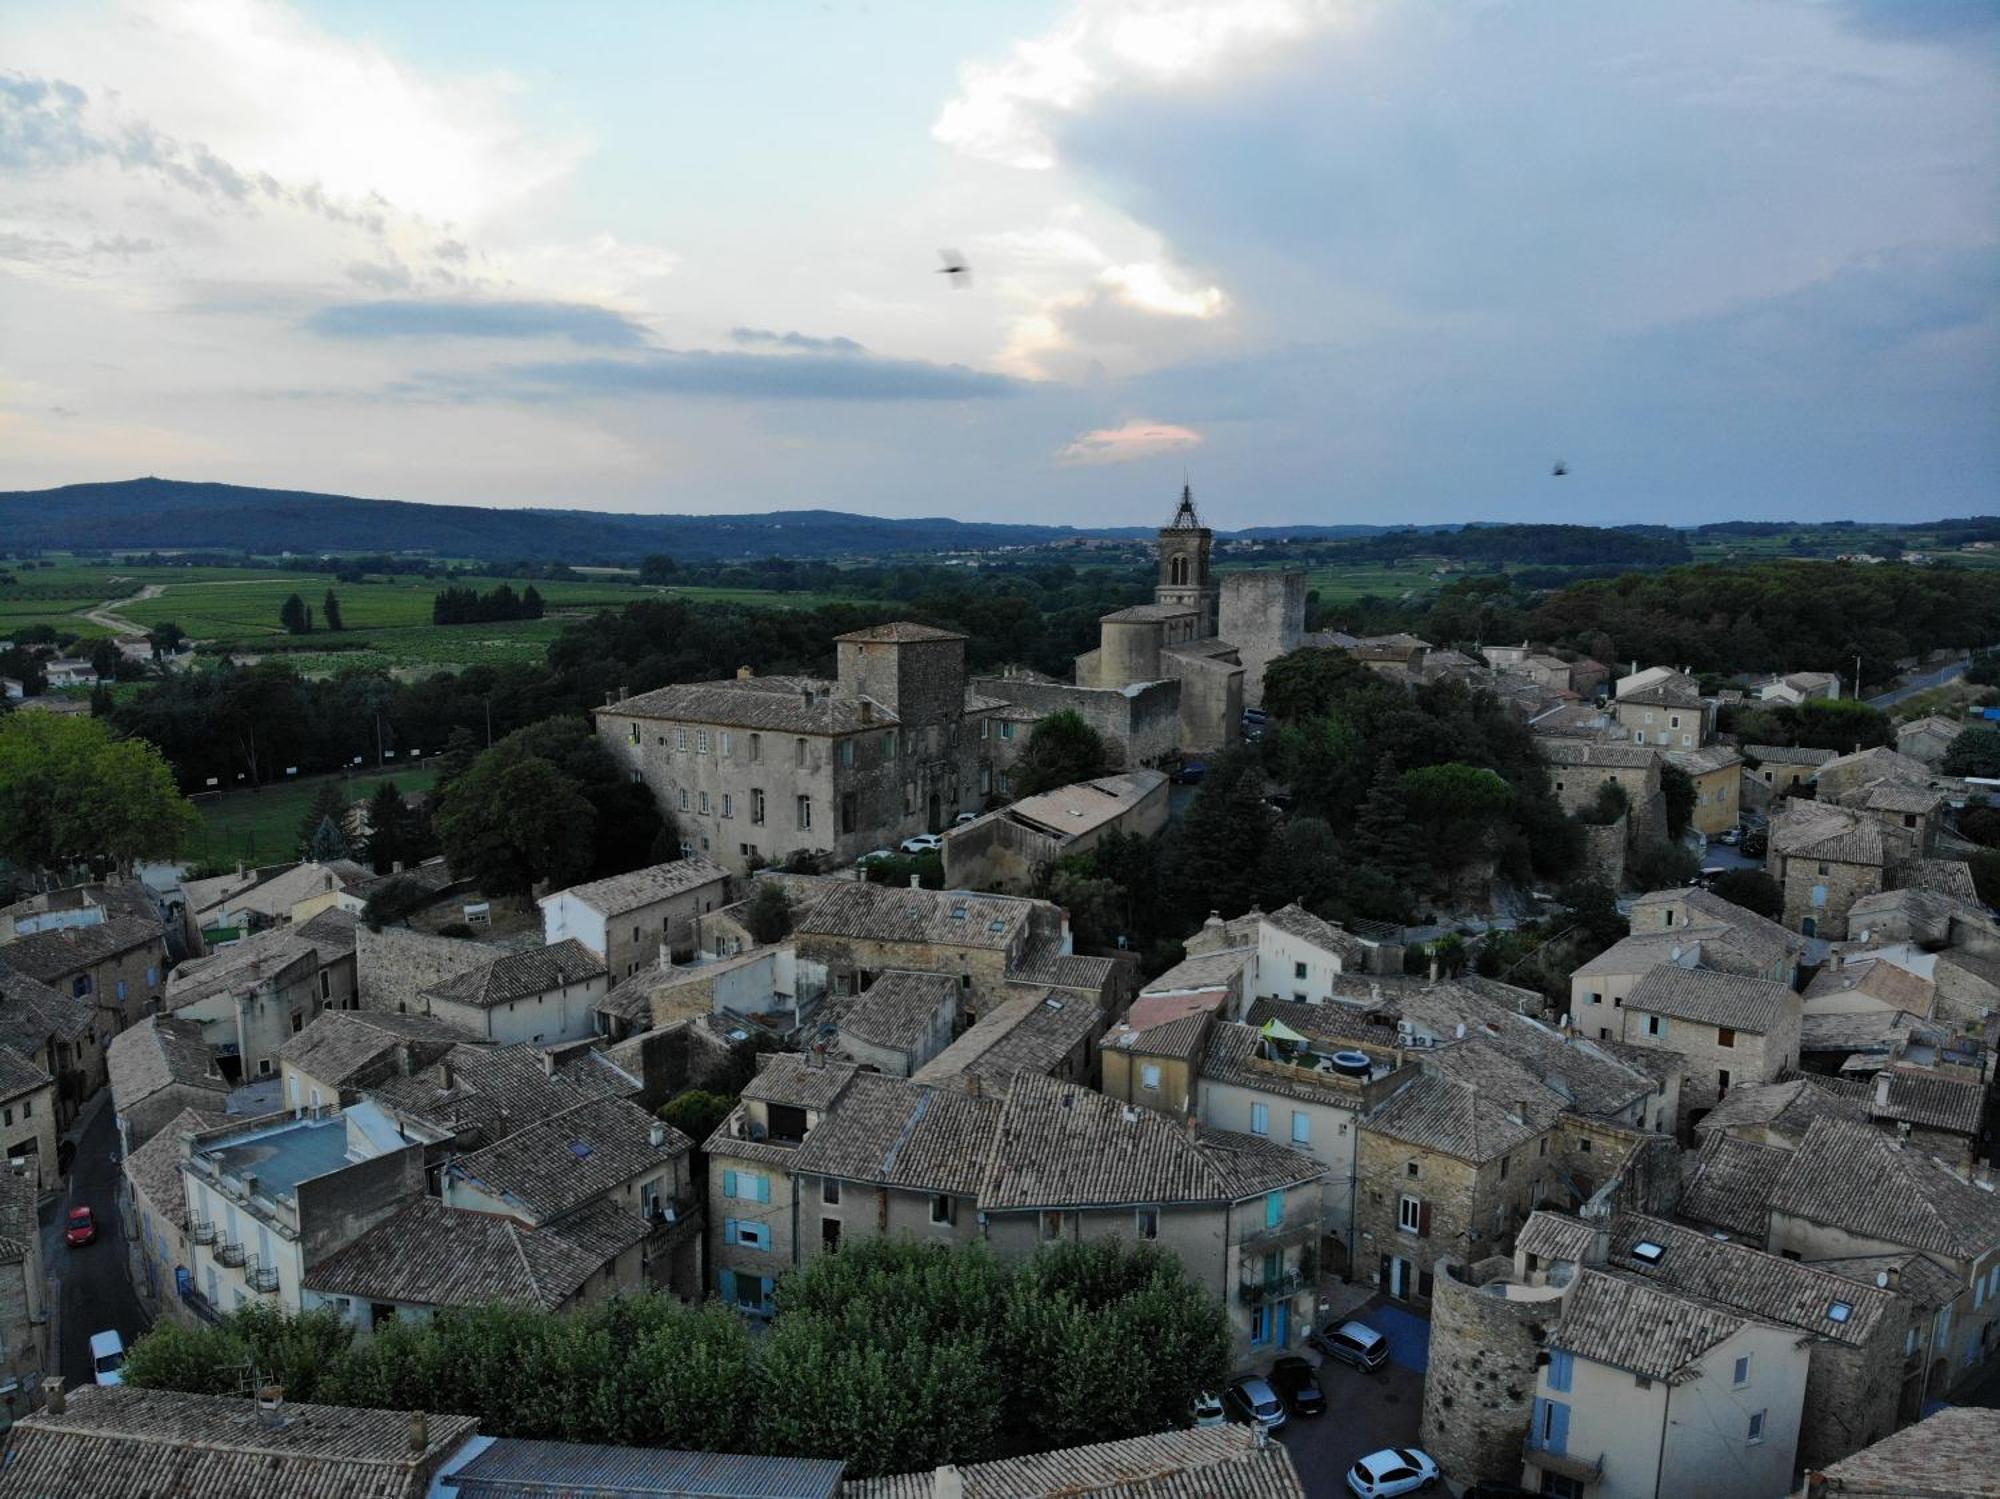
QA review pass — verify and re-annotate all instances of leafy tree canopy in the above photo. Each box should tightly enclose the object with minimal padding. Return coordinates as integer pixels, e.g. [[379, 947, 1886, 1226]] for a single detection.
[[0, 713, 196, 874]]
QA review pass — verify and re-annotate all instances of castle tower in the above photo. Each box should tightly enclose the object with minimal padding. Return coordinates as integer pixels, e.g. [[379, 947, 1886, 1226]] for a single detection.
[[1156, 484, 1216, 637]]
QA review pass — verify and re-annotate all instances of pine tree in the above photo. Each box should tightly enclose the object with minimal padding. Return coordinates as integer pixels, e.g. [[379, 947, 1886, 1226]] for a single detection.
[[362, 780, 408, 874], [297, 780, 350, 856], [278, 593, 309, 634], [307, 814, 349, 863], [322, 589, 344, 632], [1351, 754, 1423, 890]]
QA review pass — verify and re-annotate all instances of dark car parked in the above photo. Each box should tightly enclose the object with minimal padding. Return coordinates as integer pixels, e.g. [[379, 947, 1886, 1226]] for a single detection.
[[1267, 1355, 1327, 1416]]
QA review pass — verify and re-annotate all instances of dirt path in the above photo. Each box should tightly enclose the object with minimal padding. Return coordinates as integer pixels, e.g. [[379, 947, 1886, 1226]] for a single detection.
[[81, 581, 163, 636]]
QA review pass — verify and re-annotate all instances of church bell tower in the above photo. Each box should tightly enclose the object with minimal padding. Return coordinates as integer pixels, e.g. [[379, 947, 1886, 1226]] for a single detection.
[[1156, 483, 1216, 636]]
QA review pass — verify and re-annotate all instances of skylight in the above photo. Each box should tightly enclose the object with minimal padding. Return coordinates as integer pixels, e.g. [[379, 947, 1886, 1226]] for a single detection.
[[1631, 1240, 1666, 1264], [568, 1140, 594, 1160], [1828, 1301, 1853, 1324]]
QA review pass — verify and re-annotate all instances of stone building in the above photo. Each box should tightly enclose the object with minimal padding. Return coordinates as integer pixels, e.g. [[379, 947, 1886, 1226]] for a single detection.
[[1740, 742, 1835, 812], [1623, 887, 1807, 984], [1612, 672, 1713, 749], [416, 940, 607, 1046], [1765, 1116, 2000, 1401], [1537, 739, 1663, 838], [0, 910, 166, 1040], [978, 487, 1311, 762], [1766, 803, 1890, 939], [1666, 744, 1743, 837], [825, 968, 959, 1077], [0, 1166, 45, 1408], [1894, 714, 1964, 767], [275, 1008, 477, 1111], [162, 918, 349, 1082], [599, 622, 1014, 874], [0, 959, 96, 1132], [1598, 966, 1801, 1125], [941, 769, 1168, 895], [538, 857, 731, 977], [104, 1014, 228, 1156], [1815, 1406, 2000, 1499]]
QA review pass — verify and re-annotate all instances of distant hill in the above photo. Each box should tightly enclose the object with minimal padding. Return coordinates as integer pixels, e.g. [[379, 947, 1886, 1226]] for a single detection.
[[0, 478, 1153, 561]]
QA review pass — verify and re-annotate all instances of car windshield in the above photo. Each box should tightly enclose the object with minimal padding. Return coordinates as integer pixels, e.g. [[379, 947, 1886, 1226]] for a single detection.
[[94, 1351, 122, 1372], [1396, 1449, 1423, 1467]]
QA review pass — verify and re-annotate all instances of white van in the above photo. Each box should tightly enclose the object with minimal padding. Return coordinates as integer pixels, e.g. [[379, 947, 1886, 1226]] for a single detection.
[[89, 1329, 125, 1385]]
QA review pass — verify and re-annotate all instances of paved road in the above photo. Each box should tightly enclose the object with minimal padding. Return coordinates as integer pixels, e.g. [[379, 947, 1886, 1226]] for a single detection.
[[41, 1100, 151, 1387], [1274, 1347, 1426, 1499], [1868, 660, 1969, 710]]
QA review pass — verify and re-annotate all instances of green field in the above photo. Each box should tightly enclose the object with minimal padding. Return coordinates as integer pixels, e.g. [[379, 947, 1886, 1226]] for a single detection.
[[1, 557, 862, 671], [188, 765, 440, 868]]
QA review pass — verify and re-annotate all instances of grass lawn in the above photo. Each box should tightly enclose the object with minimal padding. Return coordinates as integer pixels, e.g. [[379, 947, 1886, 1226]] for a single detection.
[[188, 765, 440, 868]]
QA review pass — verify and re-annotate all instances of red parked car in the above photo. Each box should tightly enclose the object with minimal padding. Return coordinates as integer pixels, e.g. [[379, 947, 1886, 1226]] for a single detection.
[[64, 1206, 96, 1247]]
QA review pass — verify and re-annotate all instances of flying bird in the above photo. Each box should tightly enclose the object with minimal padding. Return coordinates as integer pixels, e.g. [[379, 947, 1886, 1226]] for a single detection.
[[936, 249, 971, 288], [1552, 459, 1569, 477]]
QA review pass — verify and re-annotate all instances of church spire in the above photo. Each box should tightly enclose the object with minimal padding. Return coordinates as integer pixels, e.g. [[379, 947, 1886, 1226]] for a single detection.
[[1167, 481, 1202, 531]]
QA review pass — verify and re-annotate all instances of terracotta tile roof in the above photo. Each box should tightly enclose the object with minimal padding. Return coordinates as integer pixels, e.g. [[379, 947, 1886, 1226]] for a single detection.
[[1632, 888, 1807, 961], [1820, 745, 1932, 785], [1102, 1008, 1211, 1065], [301, 1196, 648, 1312], [1605, 1212, 1894, 1347], [0, 1385, 478, 1499], [1514, 1209, 1598, 1265], [166, 927, 321, 1010], [1863, 781, 1944, 814], [1693, 1076, 1869, 1142], [1846, 886, 1968, 942], [1770, 1116, 2000, 1259], [1617, 681, 1703, 709], [1810, 1251, 1965, 1311], [979, 1073, 1320, 1210], [909, 992, 1101, 1096], [1666, 745, 1742, 777], [446, 1439, 846, 1499], [276, 1010, 476, 1093], [1139, 948, 1252, 995], [106, 1015, 225, 1111], [842, 1425, 1304, 1498], [1799, 1009, 1919, 1054], [1805, 956, 1935, 1017], [1677, 1132, 1785, 1239], [1360, 1044, 1558, 1164], [1872, 1065, 1985, 1136], [1743, 744, 1837, 766], [423, 939, 605, 1010], [544, 857, 729, 917], [740, 1053, 861, 1112], [1623, 966, 1796, 1034], [794, 882, 1037, 950], [1817, 1405, 2000, 1497], [1242, 997, 1388, 1045], [602, 676, 896, 735], [0, 957, 90, 1056], [790, 1072, 998, 1198], [1900, 857, 1980, 903], [834, 621, 967, 643], [0, 1034, 49, 1106], [1768, 803, 1885, 865], [363, 1042, 635, 1148], [447, 1094, 689, 1224], [0, 913, 161, 981], [1535, 739, 1659, 770], [122, 1106, 231, 1230], [1259, 903, 1369, 964], [835, 970, 959, 1053], [1551, 1268, 1751, 1383], [1390, 990, 1656, 1121], [997, 771, 1168, 842]]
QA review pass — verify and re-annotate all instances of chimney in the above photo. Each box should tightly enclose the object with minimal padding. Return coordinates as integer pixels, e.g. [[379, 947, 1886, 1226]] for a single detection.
[[42, 1378, 63, 1416], [860, 700, 873, 723], [737, 665, 753, 681], [440, 1056, 454, 1091], [649, 1121, 668, 1148], [391, 860, 404, 875], [803, 686, 815, 709], [409, 1409, 430, 1456], [256, 1385, 286, 1427], [932, 1466, 964, 1499], [541, 1049, 557, 1077], [1184, 1112, 1199, 1136], [604, 689, 616, 706], [1427, 954, 1440, 983], [1874, 1071, 1893, 1112], [910, 874, 922, 890], [961, 1072, 982, 1099]]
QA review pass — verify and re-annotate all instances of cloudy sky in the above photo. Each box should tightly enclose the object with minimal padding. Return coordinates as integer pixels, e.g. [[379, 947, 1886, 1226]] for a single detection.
[[1, 0, 1994, 527]]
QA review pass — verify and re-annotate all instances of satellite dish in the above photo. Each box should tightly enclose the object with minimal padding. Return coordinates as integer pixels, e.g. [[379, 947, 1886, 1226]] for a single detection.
[[1875, 1271, 1890, 1288]]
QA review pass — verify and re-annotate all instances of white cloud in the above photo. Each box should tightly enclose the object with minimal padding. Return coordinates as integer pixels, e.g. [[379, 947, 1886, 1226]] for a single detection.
[[1058, 418, 1203, 464], [934, 0, 1334, 170]]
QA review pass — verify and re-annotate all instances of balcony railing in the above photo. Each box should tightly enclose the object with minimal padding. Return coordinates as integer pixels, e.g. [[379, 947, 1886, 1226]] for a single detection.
[[214, 1239, 246, 1268], [1238, 1268, 1310, 1306], [1237, 1217, 1318, 1258], [190, 1218, 215, 1246], [247, 1258, 280, 1294]]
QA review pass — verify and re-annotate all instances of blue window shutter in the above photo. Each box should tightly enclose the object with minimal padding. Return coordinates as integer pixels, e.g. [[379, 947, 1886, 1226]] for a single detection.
[[1548, 1349, 1573, 1393], [1266, 1191, 1282, 1229], [1536, 1398, 1570, 1454], [719, 1268, 737, 1303], [722, 1169, 738, 1198], [756, 1174, 771, 1205], [759, 1276, 775, 1310], [723, 1219, 739, 1245]]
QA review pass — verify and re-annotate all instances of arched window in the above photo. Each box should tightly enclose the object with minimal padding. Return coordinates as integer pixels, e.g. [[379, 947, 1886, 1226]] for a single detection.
[[1170, 554, 1189, 586]]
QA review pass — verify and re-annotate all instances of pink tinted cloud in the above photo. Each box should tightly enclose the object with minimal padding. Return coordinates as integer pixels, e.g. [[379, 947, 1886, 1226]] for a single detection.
[[1057, 419, 1203, 465]]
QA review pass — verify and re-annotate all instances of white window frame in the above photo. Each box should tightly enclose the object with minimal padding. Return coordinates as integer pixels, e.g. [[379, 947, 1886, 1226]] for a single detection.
[[1398, 1194, 1422, 1235]]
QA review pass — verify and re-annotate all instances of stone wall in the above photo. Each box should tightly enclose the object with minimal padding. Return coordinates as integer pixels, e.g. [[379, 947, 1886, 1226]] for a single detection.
[[971, 675, 1182, 769], [1169, 651, 1244, 755], [354, 924, 492, 1013], [1218, 570, 1305, 710], [1775, 853, 1884, 940], [1581, 817, 1627, 887], [1421, 1256, 1565, 1488]]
